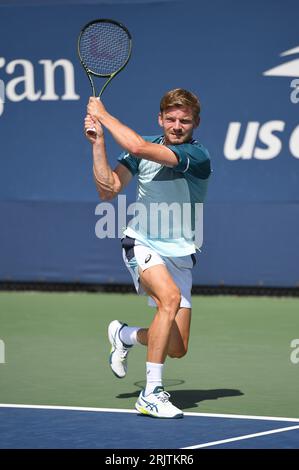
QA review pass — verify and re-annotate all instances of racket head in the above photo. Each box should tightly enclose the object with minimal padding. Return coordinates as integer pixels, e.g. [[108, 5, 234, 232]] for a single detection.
[[78, 18, 132, 79]]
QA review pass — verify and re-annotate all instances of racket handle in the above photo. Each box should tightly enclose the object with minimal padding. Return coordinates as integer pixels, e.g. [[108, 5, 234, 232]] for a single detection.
[[86, 98, 100, 137], [85, 126, 97, 137]]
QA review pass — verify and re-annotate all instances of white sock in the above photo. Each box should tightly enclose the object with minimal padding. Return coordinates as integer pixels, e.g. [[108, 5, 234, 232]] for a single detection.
[[119, 326, 141, 346], [144, 362, 164, 396]]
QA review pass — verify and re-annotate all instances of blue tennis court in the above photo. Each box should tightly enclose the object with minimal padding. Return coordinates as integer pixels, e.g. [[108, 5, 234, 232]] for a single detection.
[[1, 405, 299, 449]]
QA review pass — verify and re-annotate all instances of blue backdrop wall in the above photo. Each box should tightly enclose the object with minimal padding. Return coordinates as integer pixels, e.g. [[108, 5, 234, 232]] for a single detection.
[[0, 0, 298, 286]]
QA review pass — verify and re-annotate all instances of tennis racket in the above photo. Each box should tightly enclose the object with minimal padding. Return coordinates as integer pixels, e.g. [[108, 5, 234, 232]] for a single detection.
[[78, 18, 132, 136]]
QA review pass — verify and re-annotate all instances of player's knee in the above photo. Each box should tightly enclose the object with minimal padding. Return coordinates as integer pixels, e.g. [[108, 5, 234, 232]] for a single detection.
[[168, 346, 188, 359], [169, 289, 181, 311], [160, 289, 181, 318]]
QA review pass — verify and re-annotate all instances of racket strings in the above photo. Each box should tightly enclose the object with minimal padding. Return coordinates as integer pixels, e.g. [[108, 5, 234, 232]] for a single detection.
[[79, 22, 131, 75]]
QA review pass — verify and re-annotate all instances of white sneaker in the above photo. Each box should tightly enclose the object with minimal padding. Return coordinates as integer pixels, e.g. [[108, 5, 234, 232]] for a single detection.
[[108, 320, 132, 378], [135, 386, 183, 419]]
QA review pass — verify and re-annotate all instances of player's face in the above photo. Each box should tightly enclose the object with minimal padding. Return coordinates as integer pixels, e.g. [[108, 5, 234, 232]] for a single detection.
[[159, 106, 199, 145]]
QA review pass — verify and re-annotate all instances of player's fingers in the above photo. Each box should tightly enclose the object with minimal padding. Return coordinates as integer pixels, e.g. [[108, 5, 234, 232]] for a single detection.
[[87, 105, 96, 117], [84, 116, 93, 124], [84, 115, 95, 126], [84, 122, 92, 132], [88, 98, 98, 110]]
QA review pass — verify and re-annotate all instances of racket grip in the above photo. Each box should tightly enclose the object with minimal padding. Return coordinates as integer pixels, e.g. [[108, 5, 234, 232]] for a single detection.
[[86, 98, 100, 136]]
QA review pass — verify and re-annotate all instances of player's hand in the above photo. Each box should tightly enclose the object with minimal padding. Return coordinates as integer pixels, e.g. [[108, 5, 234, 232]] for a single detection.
[[87, 97, 107, 121], [84, 114, 104, 143]]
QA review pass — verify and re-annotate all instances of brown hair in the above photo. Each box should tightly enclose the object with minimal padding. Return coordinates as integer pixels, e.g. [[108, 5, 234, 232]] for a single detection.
[[160, 88, 200, 120]]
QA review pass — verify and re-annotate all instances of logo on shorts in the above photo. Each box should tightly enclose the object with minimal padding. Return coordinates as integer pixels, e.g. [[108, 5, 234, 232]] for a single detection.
[[145, 254, 152, 264]]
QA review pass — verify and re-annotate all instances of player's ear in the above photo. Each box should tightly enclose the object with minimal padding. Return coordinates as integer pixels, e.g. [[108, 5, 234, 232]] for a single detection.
[[158, 112, 163, 128], [194, 116, 200, 128]]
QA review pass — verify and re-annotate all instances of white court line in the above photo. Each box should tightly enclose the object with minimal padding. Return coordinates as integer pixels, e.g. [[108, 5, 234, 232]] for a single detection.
[[0, 404, 138, 414], [181, 424, 299, 449], [0, 403, 299, 423]]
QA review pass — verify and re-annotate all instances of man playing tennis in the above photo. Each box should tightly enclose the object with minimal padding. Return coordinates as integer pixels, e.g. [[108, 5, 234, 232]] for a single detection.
[[85, 88, 211, 419]]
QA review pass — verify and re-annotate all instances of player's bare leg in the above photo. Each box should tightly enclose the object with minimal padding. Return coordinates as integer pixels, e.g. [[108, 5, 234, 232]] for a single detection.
[[139, 264, 187, 362], [108, 298, 191, 379], [166, 307, 191, 358], [134, 264, 186, 418], [135, 308, 191, 358]]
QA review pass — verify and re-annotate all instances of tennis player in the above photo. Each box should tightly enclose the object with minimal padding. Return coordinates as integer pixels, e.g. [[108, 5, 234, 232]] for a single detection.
[[85, 89, 211, 418]]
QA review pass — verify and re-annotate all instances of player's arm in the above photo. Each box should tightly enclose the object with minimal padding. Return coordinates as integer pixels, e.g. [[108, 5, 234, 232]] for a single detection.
[[87, 98, 178, 167], [84, 115, 132, 200]]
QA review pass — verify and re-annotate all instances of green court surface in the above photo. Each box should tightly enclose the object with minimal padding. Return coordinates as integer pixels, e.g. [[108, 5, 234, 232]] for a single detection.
[[0, 292, 298, 419]]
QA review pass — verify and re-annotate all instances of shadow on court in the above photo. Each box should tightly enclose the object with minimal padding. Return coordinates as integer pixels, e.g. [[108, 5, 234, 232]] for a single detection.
[[117, 387, 244, 409]]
